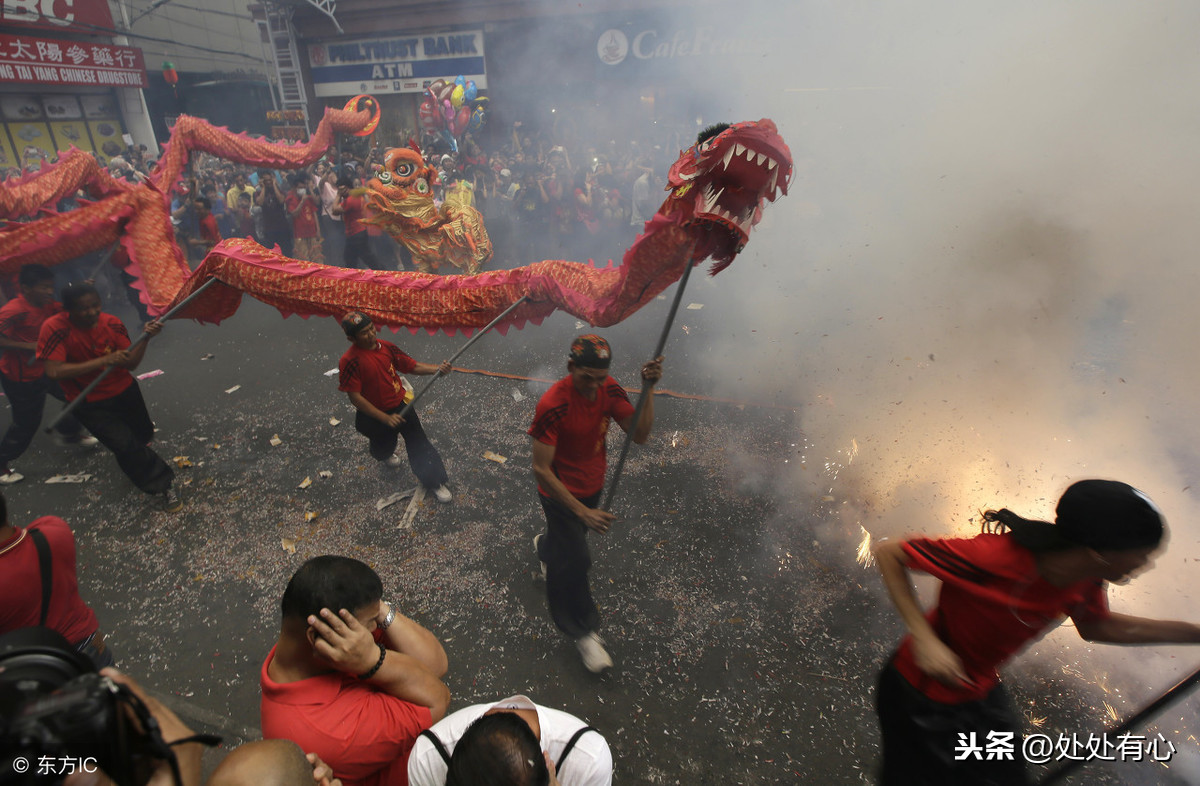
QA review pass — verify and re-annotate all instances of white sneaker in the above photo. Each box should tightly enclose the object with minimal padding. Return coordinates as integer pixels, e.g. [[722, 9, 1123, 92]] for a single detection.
[[385, 455, 403, 468], [433, 484, 452, 503], [55, 432, 100, 448], [576, 632, 613, 673], [0, 468, 24, 485], [533, 534, 547, 581]]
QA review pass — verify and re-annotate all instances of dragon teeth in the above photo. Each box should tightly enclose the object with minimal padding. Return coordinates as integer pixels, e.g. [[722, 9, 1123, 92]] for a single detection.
[[766, 158, 778, 171], [755, 152, 766, 166], [722, 146, 735, 169]]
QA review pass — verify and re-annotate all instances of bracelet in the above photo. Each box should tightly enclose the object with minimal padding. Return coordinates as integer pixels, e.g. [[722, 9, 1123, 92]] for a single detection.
[[379, 606, 397, 631], [357, 642, 386, 680]]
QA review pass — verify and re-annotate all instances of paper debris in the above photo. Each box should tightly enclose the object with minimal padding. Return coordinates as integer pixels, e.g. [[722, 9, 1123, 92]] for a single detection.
[[483, 450, 507, 464], [225, 385, 240, 394], [317, 470, 332, 479], [136, 369, 164, 380], [172, 456, 192, 468], [510, 389, 526, 402], [575, 320, 585, 329], [323, 368, 338, 377], [398, 486, 426, 529], [656, 295, 666, 300], [269, 434, 282, 447], [281, 537, 297, 554], [304, 511, 319, 522], [376, 488, 416, 511], [329, 417, 341, 426], [200, 353, 215, 360], [210, 443, 221, 450], [194, 436, 208, 442], [298, 476, 312, 489], [45, 474, 93, 484]]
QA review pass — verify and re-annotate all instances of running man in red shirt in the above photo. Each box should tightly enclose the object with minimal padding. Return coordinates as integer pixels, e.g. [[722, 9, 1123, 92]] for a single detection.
[[0, 264, 98, 483], [873, 480, 1200, 785], [332, 175, 382, 270], [337, 312, 453, 503], [37, 283, 181, 512], [528, 335, 663, 672]]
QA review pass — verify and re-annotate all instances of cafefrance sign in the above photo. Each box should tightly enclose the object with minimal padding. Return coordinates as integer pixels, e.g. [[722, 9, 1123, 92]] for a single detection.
[[308, 31, 486, 97]]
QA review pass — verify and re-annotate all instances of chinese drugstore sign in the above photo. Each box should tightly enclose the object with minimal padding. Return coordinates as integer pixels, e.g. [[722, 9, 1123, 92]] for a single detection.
[[307, 31, 486, 97], [0, 33, 147, 88]]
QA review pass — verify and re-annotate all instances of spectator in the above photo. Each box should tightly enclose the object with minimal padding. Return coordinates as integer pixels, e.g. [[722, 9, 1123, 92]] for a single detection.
[[331, 176, 381, 270], [256, 171, 294, 257], [194, 196, 222, 256], [0, 491, 113, 668], [226, 171, 255, 211], [260, 555, 450, 786], [409, 695, 611, 786], [232, 191, 257, 241], [629, 160, 656, 229], [286, 174, 324, 264], [208, 740, 337, 786], [0, 264, 97, 484]]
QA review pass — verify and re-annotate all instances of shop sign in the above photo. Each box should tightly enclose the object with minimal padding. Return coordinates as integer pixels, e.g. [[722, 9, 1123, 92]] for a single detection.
[[1, 0, 116, 34], [0, 32, 147, 87], [596, 26, 769, 67], [308, 30, 486, 97]]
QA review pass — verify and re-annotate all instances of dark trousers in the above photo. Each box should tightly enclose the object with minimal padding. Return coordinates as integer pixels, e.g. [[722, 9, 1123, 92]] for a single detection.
[[538, 491, 602, 639], [72, 383, 174, 495], [344, 232, 381, 270], [0, 374, 83, 466], [354, 407, 447, 488], [262, 228, 294, 258], [876, 660, 1030, 786]]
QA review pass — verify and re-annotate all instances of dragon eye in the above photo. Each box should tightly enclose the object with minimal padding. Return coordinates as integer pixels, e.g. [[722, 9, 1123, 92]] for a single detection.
[[396, 162, 415, 177], [377, 171, 392, 184]]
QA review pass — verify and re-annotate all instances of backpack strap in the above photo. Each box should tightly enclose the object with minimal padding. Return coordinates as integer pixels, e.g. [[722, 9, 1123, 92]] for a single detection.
[[29, 528, 53, 627], [556, 726, 598, 772], [420, 728, 452, 765]]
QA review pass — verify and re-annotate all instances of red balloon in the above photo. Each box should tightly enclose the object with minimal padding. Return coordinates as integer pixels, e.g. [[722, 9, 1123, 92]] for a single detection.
[[454, 106, 472, 136], [419, 100, 440, 133]]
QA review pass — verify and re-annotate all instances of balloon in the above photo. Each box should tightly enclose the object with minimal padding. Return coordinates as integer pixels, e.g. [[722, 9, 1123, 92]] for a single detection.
[[455, 106, 472, 136], [468, 105, 486, 133], [436, 82, 455, 103], [419, 99, 440, 133], [162, 61, 179, 86], [451, 85, 465, 109], [454, 75, 466, 87], [442, 99, 454, 121], [464, 81, 478, 102], [439, 128, 458, 153]]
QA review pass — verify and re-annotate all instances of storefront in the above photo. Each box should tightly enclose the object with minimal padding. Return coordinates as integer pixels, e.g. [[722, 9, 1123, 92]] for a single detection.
[[0, 0, 152, 172]]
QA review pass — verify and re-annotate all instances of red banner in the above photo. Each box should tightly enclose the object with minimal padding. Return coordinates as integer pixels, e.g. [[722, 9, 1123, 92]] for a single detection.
[[0, 0, 115, 34], [0, 33, 146, 88]]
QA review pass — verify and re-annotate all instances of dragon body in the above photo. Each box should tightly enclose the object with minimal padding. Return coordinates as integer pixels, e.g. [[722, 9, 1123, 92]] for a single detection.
[[1, 113, 791, 333]]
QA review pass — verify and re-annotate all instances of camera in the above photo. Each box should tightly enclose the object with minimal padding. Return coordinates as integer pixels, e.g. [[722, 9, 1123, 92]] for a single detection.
[[0, 628, 169, 786]]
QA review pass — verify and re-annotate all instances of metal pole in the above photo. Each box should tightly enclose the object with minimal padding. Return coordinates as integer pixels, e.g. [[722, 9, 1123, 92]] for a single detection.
[[88, 241, 122, 281], [1038, 663, 1200, 784], [601, 256, 698, 511], [397, 295, 530, 420], [44, 277, 220, 433]]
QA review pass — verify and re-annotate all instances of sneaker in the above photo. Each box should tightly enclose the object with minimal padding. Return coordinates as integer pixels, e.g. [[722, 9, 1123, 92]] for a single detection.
[[385, 455, 403, 468], [56, 432, 100, 448], [0, 468, 24, 485], [433, 484, 452, 503], [161, 488, 183, 513], [576, 632, 613, 673], [533, 534, 547, 581]]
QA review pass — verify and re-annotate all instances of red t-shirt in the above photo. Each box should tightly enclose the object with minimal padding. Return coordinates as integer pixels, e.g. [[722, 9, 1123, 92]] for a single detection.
[[339, 340, 417, 412], [893, 533, 1110, 704], [0, 293, 60, 382], [261, 642, 433, 786], [286, 192, 320, 238], [37, 311, 134, 402], [528, 375, 634, 498], [0, 516, 100, 645], [199, 213, 221, 245], [342, 195, 368, 236]]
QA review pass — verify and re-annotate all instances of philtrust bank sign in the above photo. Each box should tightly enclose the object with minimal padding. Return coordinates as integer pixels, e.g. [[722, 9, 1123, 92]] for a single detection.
[[308, 30, 486, 97]]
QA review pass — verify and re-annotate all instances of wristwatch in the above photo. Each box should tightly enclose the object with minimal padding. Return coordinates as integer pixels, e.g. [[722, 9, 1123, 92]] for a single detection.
[[379, 605, 396, 631]]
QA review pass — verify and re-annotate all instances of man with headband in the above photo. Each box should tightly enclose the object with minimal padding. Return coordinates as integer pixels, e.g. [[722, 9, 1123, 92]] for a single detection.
[[337, 312, 454, 503], [872, 479, 1200, 785], [528, 335, 663, 672]]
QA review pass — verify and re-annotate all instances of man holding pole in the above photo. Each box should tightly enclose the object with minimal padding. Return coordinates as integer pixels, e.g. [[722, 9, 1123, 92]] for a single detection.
[[529, 335, 663, 672], [36, 283, 181, 512], [337, 312, 454, 503]]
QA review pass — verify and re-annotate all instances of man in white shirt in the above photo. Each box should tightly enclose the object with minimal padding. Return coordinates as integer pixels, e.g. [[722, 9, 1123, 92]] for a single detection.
[[408, 695, 611, 786]]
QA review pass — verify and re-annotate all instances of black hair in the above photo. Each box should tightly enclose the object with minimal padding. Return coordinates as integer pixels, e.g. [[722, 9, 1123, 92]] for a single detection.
[[697, 123, 731, 145], [279, 556, 382, 621], [18, 264, 54, 289], [61, 282, 100, 312], [195, 196, 212, 210], [445, 712, 548, 786], [336, 174, 355, 189], [237, 192, 252, 203], [0, 490, 7, 525], [980, 509, 1060, 551]]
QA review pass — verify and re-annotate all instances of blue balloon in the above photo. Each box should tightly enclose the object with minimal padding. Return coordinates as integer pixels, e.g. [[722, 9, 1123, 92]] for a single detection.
[[464, 81, 478, 102], [454, 74, 466, 87], [439, 128, 458, 153], [468, 106, 486, 132]]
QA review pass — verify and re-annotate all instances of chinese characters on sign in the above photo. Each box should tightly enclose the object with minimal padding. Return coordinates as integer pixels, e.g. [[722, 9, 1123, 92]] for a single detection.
[[0, 32, 147, 88]]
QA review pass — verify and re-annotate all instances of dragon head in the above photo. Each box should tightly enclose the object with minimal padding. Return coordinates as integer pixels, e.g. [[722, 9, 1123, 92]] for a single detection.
[[666, 118, 792, 271], [364, 143, 440, 230]]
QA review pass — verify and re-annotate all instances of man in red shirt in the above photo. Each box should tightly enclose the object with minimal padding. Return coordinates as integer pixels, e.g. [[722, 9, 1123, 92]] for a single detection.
[[195, 196, 222, 254], [528, 335, 663, 672], [332, 175, 382, 270], [873, 480, 1200, 785], [338, 312, 453, 503], [286, 174, 325, 264], [37, 283, 181, 512], [0, 264, 98, 483], [0, 491, 112, 667], [261, 555, 450, 786]]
